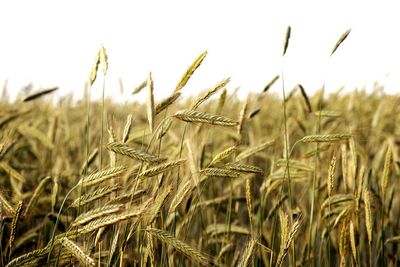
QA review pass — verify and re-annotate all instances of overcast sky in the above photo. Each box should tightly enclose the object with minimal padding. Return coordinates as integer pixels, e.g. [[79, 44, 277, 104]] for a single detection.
[[1, 0, 399, 101]]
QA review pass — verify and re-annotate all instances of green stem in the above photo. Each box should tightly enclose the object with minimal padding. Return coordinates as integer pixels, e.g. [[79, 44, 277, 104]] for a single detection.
[[281, 65, 295, 267]]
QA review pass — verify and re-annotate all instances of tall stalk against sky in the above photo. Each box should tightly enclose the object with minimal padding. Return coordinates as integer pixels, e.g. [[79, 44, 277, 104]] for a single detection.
[[308, 28, 351, 266], [99, 46, 108, 169], [281, 25, 296, 267]]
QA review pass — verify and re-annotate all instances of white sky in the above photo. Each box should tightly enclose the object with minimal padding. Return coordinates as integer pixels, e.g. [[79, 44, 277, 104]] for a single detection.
[[0, 0, 400, 101]]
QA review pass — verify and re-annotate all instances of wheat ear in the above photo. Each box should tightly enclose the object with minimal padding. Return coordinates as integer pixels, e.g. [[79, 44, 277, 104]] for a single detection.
[[146, 228, 210, 266]]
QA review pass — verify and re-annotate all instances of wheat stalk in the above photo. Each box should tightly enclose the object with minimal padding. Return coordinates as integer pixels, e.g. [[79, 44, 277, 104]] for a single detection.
[[8, 201, 23, 256], [122, 114, 132, 143], [132, 79, 147, 95], [146, 228, 210, 266], [191, 78, 230, 109], [237, 238, 257, 267], [174, 110, 239, 127], [22, 87, 58, 102], [156, 118, 173, 140], [381, 144, 392, 197], [245, 178, 253, 235], [349, 220, 357, 263], [278, 209, 289, 252], [276, 209, 289, 267], [236, 140, 274, 161], [209, 146, 237, 166], [106, 189, 146, 205], [297, 84, 312, 112], [107, 126, 117, 167], [300, 134, 351, 143], [249, 108, 261, 118], [341, 143, 348, 191], [263, 75, 280, 92], [70, 185, 120, 208], [71, 204, 124, 227], [215, 88, 227, 114], [94, 226, 108, 247], [331, 29, 351, 56], [169, 179, 193, 213], [77, 166, 126, 187], [339, 222, 348, 267], [5, 247, 49, 267], [79, 148, 98, 175], [327, 152, 337, 197], [88, 49, 100, 86], [108, 227, 120, 266], [147, 72, 155, 133], [99, 45, 108, 75], [225, 163, 263, 174], [276, 211, 303, 267], [363, 189, 373, 244], [282, 26, 291, 56], [185, 140, 200, 184], [155, 92, 181, 115], [106, 141, 165, 163], [142, 186, 172, 226], [237, 100, 248, 143], [80, 209, 144, 234], [60, 237, 95, 266], [175, 51, 208, 92], [138, 159, 186, 178], [200, 168, 240, 178], [24, 176, 51, 218]]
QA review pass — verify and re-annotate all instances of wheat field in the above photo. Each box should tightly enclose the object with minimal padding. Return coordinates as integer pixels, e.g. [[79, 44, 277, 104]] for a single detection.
[[0, 30, 399, 267]]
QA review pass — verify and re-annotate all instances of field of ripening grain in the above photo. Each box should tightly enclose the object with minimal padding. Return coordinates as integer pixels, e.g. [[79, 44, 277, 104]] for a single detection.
[[0, 28, 399, 266]]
